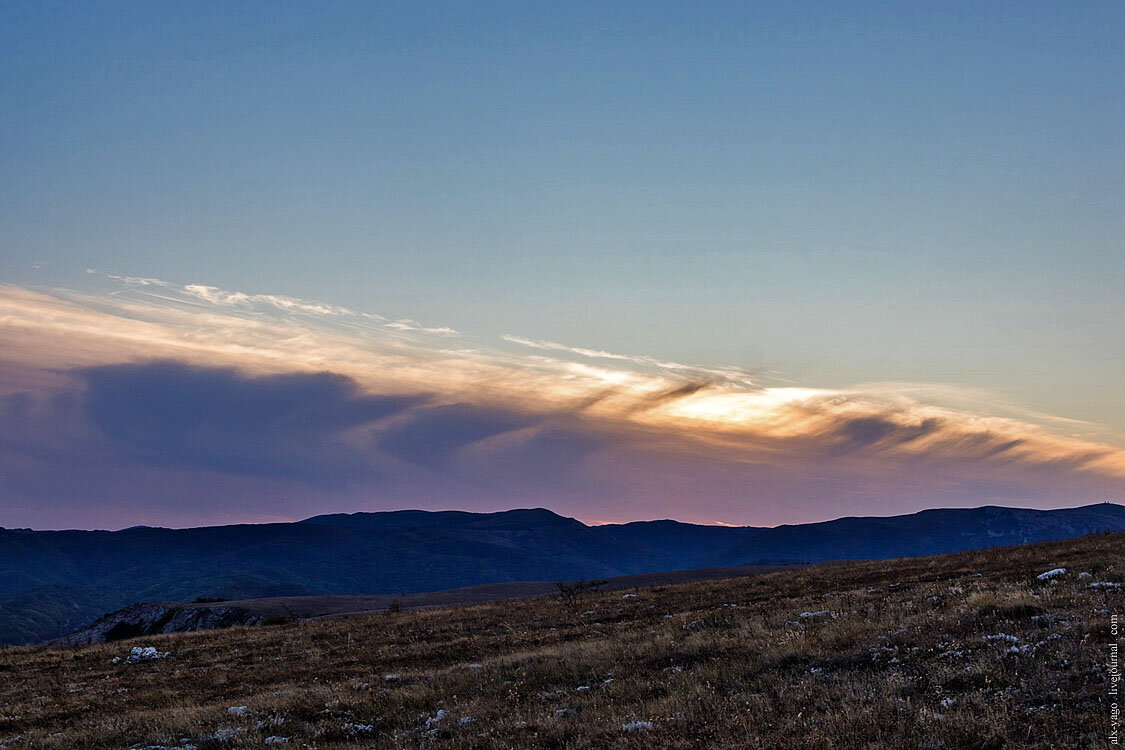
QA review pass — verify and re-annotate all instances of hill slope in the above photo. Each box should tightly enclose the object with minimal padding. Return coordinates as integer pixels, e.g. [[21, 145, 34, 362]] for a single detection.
[[1, 502, 1122, 645], [53, 563, 793, 647], [1, 533, 1120, 748]]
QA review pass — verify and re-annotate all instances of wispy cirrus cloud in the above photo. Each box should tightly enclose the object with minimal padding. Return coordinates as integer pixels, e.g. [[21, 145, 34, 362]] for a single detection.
[[500, 334, 762, 386], [0, 274, 1121, 529], [384, 319, 458, 335], [95, 271, 465, 333], [181, 284, 361, 318]]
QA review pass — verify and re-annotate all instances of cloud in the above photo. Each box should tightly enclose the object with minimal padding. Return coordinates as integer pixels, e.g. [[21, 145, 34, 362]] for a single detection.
[[501, 334, 638, 363], [108, 274, 175, 288], [0, 359, 612, 527], [180, 284, 358, 317], [827, 415, 946, 453], [648, 387, 1125, 477], [384, 319, 458, 335], [375, 403, 535, 468], [621, 381, 713, 415], [82, 272, 356, 318], [0, 277, 1123, 528], [501, 334, 759, 385], [79, 361, 423, 483]]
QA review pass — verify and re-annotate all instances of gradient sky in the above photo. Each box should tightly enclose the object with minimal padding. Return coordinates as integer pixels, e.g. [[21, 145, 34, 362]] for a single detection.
[[1, 2, 1123, 529]]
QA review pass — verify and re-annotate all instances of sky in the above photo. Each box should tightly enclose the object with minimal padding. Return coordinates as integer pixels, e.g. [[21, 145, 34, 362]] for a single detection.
[[1, 2, 1123, 529]]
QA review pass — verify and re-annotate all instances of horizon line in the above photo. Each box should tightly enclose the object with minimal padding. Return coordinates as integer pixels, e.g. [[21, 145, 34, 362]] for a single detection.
[[3, 499, 1119, 534]]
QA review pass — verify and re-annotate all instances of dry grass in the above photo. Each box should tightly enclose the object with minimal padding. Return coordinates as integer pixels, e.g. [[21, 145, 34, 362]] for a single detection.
[[0, 533, 1121, 749]]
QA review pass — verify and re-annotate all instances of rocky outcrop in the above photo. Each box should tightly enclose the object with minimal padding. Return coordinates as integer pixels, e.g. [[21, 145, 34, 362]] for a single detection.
[[52, 601, 265, 646]]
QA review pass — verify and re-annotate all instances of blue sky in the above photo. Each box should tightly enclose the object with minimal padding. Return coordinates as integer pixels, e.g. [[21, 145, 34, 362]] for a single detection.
[[1, 3, 1123, 527]]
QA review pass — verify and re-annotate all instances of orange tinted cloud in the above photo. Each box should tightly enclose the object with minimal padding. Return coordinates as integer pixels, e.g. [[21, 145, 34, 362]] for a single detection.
[[1, 277, 1122, 528]]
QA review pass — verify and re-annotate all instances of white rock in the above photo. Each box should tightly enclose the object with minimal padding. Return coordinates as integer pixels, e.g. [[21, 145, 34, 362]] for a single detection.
[[227, 706, 247, 716], [622, 720, 655, 732], [125, 646, 169, 663], [985, 633, 1021, 644], [1036, 568, 1066, 580], [343, 723, 374, 734], [209, 728, 244, 741]]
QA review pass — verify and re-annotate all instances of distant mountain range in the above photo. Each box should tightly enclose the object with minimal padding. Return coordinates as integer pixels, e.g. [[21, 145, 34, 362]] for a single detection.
[[1, 502, 1122, 645]]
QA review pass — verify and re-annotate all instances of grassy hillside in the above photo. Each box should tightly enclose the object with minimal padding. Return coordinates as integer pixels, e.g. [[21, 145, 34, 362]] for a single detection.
[[0, 533, 1121, 748], [56, 564, 794, 647]]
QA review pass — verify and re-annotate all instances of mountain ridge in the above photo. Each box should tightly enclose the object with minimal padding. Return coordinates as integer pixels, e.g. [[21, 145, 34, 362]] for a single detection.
[[1, 501, 1121, 645]]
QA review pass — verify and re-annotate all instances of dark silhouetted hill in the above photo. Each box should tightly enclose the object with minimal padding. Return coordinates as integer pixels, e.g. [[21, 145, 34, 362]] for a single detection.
[[1, 502, 1122, 645]]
